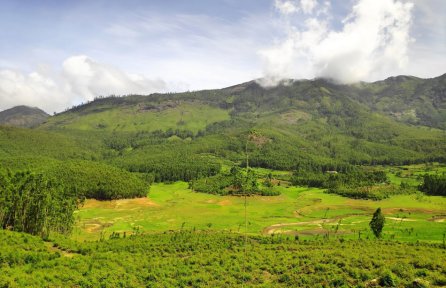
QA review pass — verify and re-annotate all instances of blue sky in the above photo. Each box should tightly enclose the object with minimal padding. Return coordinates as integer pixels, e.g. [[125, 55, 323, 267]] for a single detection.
[[0, 0, 444, 112]]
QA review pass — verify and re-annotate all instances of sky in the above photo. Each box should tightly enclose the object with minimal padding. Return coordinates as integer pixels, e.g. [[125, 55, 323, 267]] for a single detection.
[[0, 0, 445, 113]]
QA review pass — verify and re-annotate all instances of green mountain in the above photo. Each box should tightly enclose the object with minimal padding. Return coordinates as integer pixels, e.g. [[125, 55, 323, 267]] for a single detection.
[[0, 74, 445, 195], [348, 74, 446, 129], [40, 74, 446, 164], [0, 105, 49, 128]]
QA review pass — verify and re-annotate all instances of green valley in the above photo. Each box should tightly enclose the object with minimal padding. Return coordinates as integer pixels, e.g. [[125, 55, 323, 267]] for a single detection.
[[1, 75, 446, 287]]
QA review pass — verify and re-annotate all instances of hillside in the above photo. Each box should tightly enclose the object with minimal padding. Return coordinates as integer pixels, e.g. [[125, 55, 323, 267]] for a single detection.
[[38, 74, 446, 167], [1, 229, 445, 287], [0, 105, 49, 128], [0, 74, 445, 195]]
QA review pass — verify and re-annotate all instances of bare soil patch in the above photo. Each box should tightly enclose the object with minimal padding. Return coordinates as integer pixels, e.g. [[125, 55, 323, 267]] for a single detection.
[[428, 215, 446, 223], [280, 110, 311, 124], [263, 218, 338, 234], [45, 242, 77, 258], [82, 197, 158, 210], [387, 217, 417, 222], [248, 134, 271, 147], [218, 200, 232, 206]]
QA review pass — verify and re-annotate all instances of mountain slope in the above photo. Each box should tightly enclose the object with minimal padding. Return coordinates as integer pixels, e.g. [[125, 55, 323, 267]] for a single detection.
[[349, 73, 446, 129], [0, 74, 444, 185], [36, 75, 446, 168], [0, 105, 49, 128]]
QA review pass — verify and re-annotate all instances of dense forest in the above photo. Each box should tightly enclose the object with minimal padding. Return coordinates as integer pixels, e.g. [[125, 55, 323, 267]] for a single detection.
[[0, 170, 80, 238]]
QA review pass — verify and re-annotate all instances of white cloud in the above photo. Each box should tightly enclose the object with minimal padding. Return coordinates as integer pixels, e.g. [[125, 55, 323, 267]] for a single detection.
[[300, 0, 317, 14], [62, 55, 166, 100], [262, 0, 415, 85], [274, 0, 299, 14], [274, 0, 318, 15], [0, 55, 167, 113]]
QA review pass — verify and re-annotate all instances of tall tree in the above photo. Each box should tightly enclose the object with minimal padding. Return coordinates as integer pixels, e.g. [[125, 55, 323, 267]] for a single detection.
[[369, 208, 385, 239]]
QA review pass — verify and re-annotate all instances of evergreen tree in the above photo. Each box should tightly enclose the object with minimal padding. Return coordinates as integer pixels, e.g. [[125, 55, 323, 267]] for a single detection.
[[369, 208, 385, 239]]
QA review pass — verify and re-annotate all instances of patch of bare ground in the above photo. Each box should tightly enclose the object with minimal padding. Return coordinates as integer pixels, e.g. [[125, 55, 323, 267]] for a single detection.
[[263, 218, 339, 234], [82, 197, 158, 210], [382, 207, 438, 214], [248, 134, 271, 147], [218, 200, 232, 206], [428, 215, 446, 222], [386, 217, 417, 222], [266, 227, 351, 236], [45, 242, 77, 258], [279, 110, 311, 124], [296, 204, 370, 218], [83, 219, 113, 233]]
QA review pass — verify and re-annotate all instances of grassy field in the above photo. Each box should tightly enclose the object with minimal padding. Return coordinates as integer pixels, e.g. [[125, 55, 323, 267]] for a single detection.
[[41, 102, 230, 133], [74, 180, 446, 243], [385, 163, 446, 186]]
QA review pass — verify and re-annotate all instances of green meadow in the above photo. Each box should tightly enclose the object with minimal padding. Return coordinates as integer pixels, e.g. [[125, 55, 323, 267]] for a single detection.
[[74, 178, 446, 243]]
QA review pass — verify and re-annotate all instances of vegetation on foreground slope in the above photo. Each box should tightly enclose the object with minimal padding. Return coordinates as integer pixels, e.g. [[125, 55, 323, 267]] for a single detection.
[[1, 229, 445, 287]]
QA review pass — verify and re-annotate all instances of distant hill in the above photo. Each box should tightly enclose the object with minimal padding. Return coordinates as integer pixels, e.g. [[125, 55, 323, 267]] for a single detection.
[[0, 105, 49, 128]]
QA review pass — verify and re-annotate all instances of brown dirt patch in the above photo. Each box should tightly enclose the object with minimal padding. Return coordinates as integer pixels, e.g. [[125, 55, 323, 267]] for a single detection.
[[45, 242, 77, 258], [267, 228, 351, 236], [82, 197, 158, 210], [218, 200, 232, 206], [387, 217, 417, 222], [263, 219, 338, 234], [428, 215, 446, 223], [116, 198, 158, 208], [248, 134, 271, 147], [280, 110, 311, 125], [382, 208, 437, 214], [83, 219, 113, 233], [84, 223, 102, 233]]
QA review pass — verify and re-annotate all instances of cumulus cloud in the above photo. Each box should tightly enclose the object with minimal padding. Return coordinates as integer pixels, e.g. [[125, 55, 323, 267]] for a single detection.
[[261, 0, 414, 85], [274, 0, 300, 14], [274, 0, 318, 15], [0, 55, 166, 113], [300, 0, 318, 14]]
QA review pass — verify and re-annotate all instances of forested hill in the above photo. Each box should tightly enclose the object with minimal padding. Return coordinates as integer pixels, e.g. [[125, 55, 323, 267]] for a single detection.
[[45, 73, 445, 129], [0, 74, 445, 195], [0, 105, 49, 128], [38, 73, 446, 165]]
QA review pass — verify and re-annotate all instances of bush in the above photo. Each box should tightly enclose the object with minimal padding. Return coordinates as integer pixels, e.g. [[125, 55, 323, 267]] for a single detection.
[[379, 270, 397, 287]]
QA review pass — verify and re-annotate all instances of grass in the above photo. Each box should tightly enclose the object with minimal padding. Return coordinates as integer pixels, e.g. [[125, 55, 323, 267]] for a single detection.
[[41, 102, 230, 133], [74, 180, 446, 243]]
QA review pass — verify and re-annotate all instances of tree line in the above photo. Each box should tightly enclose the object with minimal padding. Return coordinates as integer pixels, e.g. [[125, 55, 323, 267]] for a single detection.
[[419, 174, 446, 196], [0, 170, 81, 238]]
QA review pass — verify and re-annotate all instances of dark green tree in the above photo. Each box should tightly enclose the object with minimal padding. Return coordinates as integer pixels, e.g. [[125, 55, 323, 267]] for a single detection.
[[0, 170, 81, 238], [369, 208, 385, 239]]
